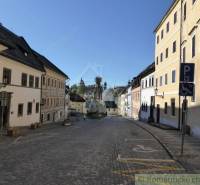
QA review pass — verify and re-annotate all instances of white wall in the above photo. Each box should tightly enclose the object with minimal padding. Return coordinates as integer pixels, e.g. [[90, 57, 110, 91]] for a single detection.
[[127, 87, 132, 117], [0, 55, 43, 127], [140, 73, 154, 121]]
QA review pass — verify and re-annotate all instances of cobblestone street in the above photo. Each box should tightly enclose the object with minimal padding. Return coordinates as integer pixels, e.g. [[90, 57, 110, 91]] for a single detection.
[[0, 117, 186, 185]]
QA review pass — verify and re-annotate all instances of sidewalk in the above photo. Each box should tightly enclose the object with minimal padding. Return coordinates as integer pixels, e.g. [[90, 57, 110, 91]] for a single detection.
[[133, 120, 200, 173]]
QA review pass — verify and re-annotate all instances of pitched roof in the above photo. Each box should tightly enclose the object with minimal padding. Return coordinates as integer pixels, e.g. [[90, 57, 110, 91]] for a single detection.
[[132, 62, 155, 89], [154, 0, 179, 33], [0, 25, 45, 72], [70, 93, 85, 102], [32, 50, 69, 79], [104, 101, 117, 109], [0, 24, 69, 78]]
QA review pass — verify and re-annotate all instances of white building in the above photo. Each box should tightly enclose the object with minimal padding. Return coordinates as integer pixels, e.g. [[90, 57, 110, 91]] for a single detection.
[[0, 25, 44, 130], [127, 86, 132, 117], [140, 63, 155, 122]]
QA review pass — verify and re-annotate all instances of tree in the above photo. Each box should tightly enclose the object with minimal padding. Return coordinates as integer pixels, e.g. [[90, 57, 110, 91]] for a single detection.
[[70, 84, 78, 93], [77, 78, 86, 95]]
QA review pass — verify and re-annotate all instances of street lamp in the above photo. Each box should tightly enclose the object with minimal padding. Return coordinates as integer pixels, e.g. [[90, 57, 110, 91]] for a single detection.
[[154, 88, 164, 99]]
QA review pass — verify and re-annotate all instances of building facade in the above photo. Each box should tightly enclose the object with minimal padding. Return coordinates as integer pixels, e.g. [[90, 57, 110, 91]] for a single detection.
[[69, 93, 86, 114], [140, 63, 155, 122], [132, 77, 141, 120], [154, 0, 200, 138], [127, 86, 132, 117], [180, 0, 200, 137], [33, 52, 68, 124], [154, 0, 181, 128], [0, 25, 44, 130]]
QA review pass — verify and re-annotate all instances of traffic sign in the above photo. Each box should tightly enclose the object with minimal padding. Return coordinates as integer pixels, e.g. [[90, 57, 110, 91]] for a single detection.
[[180, 63, 195, 82], [179, 83, 194, 97]]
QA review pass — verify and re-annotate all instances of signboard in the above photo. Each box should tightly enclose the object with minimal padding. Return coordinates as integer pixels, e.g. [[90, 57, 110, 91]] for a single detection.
[[179, 83, 194, 97], [180, 63, 195, 82]]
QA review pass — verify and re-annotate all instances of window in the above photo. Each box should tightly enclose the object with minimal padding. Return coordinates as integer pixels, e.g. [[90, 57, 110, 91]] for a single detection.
[[161, 30, 164, 39], [183, 3, 187, 21], [164, 102, 168, 114], [171, 99, 176, 116], [152, 77, 154, 86], [156, 56, 159, 65], [29, 75, 34, 87], [21, 73, 27, 86], [165, 73, 168, 85], [149, 78, 152, 87], [48, 78, 50, 86], [42, 76, 46, 85], [166, 48, 169, 58], [183, 47, 186, 63], [18, 104, 23, 117], [160, 76, 163, 86], [27, 102, 32, 115], [174, 12, 177, 24], [145, 79, 148, 88], [36, 102, 39, 113], [166, 22, 170, 33], [3, 68, 11, 84], [47, 113, 50, 121], [156, 78, 158, 87], [35, 77, 39, 88], [160, 53, 163, 62], [172, 70, 176, 83], [173, 41, 176, 53], [192, 35, 196, 58], [193, 0, 197, 4], [157, 35, 159, 44]]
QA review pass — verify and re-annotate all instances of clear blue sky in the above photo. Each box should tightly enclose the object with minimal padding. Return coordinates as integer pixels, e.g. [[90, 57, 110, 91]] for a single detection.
[[0, 0, 173, 87]]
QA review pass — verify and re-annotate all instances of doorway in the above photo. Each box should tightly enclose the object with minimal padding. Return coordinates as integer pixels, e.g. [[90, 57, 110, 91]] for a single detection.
[[156, 104, 160, 123], [0, 92, 11, 132], [149, 96, 155, 121]]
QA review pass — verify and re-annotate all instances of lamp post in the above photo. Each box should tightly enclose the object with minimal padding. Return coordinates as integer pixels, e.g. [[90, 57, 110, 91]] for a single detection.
[[154, 88, 164, 99]]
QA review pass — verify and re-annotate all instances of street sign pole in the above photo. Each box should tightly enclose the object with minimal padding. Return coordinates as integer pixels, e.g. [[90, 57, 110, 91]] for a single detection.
[[181, 96, 187, 156], [179, 63, 195, 156]]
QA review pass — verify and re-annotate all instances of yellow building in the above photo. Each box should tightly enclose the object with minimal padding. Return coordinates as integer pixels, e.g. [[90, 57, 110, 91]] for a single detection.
[[154, 0, 200, 137], [33, 51, 68, 124], [154, 0, 182, 129], [181, 0, 200, 137], [69, 93, 85, 114]]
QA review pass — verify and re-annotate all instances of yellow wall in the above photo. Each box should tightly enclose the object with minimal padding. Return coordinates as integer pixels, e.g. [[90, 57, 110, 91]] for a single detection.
[[154, 0, 181, 128], [41, 67, 66, 123]]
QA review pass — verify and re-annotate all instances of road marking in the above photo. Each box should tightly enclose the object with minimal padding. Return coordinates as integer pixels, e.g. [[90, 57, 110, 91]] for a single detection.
[[117, 158, 176, 163], [12, 136, 22, 144], [113, 167, 184, 174], [124, 138, 154, 141], [132, 145, 158, 153]]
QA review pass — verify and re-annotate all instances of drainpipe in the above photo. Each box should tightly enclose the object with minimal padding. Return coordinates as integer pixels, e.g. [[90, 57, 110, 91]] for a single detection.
[[178, 0, 183, 130], [40, 73, 45, 124]]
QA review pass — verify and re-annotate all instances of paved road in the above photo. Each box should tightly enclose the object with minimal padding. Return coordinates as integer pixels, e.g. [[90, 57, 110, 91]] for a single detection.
[[0, 117, 185, 185]]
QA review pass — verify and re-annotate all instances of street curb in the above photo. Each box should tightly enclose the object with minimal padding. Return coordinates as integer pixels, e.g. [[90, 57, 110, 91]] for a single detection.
[[125, 117, 187, 171]]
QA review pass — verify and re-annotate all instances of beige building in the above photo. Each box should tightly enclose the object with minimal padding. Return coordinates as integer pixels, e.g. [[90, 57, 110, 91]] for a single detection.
[[0, 25, 44, 130], [181, 0, 200, 137], [132, 77, 141, 120], [69, 93, 85, 114], [33, 52, 68, 124], [154, 0, 200, 137]]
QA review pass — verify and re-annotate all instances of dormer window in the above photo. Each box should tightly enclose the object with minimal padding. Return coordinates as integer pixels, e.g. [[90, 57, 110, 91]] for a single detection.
[[24, 52, 28, 56]]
